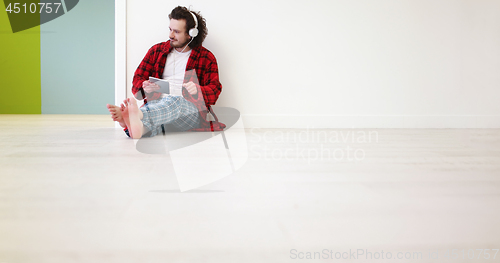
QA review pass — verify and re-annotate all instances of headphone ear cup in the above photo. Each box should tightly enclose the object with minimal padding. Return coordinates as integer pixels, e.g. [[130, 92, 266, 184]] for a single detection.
[[189, 28, 198, 38]]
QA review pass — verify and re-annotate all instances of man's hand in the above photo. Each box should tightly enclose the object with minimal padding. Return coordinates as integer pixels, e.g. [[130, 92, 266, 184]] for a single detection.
[[183, 81, 198, 95], [142, 80, 160, 93]]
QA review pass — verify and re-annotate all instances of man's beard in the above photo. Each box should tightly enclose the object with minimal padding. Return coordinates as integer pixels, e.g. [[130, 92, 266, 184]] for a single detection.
[[170, 38, 190, 49]]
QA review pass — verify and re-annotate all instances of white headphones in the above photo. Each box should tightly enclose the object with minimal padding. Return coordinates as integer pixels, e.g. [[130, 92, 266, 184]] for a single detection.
[[188, 11, 198, 38]]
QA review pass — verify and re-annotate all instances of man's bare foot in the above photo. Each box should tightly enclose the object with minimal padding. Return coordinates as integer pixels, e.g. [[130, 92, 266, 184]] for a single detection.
[[121, 98, 144, 139], [106, 104, 126, 128]]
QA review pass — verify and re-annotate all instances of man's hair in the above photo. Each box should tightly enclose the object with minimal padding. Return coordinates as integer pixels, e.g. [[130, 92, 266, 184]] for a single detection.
[[168, 6, 207, 48]]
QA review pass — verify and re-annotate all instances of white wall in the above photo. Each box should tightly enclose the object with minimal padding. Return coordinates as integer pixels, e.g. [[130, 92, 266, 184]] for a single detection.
[[125, 0, 500, 128]]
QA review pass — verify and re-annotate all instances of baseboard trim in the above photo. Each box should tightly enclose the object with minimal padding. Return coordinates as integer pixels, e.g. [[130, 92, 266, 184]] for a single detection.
[[241, 114, 500, 128]]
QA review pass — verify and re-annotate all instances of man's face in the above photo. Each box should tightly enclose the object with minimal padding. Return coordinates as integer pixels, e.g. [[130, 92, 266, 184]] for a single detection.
[[169, 19, 190, 48]]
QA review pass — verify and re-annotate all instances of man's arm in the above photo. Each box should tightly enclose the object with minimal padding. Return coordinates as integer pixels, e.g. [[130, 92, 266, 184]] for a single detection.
[[132, 45, 163, 101], [198, 55, 222, 106]]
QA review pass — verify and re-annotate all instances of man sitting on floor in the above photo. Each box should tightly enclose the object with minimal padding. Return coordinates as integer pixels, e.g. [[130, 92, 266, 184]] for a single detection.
[[107, 6, 224, 139]]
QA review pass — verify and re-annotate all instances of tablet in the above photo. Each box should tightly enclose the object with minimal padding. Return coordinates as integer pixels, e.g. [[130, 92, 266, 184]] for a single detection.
[[149, 77, 170, 94]]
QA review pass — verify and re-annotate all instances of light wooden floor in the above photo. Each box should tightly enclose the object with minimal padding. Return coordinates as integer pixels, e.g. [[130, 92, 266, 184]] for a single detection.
[[0, 115, 499, 263]]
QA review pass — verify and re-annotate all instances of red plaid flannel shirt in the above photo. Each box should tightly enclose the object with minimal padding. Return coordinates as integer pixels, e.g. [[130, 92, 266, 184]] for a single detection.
[[132, 41, 225, 131]]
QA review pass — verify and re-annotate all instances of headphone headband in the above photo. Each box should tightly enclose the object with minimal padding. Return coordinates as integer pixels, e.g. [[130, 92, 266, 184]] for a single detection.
[[188, 11, 199, 38]]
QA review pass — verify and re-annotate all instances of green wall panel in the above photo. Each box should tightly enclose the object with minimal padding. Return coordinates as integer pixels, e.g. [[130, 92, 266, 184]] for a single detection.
[[0, 0, 41, 114]]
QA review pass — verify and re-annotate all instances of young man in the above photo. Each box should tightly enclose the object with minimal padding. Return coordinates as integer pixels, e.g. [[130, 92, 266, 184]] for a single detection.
[[107, 6, 224, 139]]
